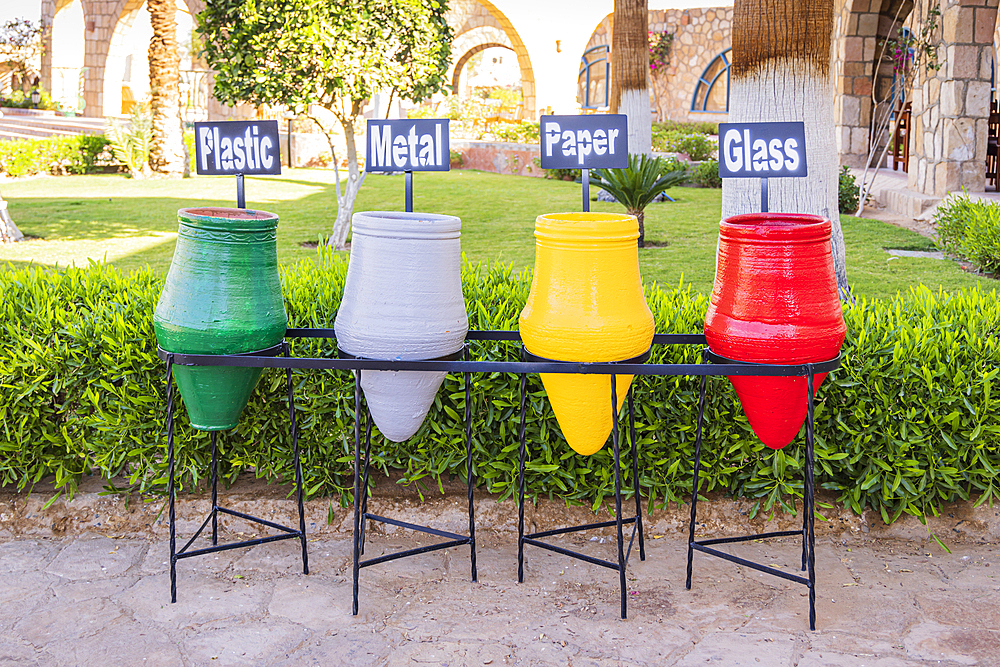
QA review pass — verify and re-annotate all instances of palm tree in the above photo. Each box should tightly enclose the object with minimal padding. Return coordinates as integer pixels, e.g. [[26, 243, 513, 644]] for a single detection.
[[725, 0, 849, 300], [591, 153, 686, 247], [610, 0, 651, 156], [147, 0, 186, 176]]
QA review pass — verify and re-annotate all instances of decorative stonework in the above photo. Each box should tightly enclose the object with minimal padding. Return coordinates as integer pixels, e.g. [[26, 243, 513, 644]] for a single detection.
[[581, 7, 732, 123]]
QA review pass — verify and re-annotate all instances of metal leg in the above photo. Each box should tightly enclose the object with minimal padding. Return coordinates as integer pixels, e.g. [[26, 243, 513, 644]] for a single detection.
[[166, 356, 177, 604], [359, 406, 373, 556], [686, 370, 709, 590], [210, 431, 219, 546], [628, 388, 645, 561], [352, 374, 362, 616], [465, 370, 478, 582], [805, 369, 817, 631], [287, 358, 308, 575], [517, 373, 528, 584], [611, 375, 627, 620]]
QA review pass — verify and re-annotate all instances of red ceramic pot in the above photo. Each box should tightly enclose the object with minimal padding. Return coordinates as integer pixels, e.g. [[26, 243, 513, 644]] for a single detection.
[[704, 213, 846, 449]]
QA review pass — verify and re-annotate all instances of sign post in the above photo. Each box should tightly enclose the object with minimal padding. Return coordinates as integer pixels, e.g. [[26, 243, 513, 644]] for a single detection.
[[717, 121, 808, 212], [193, 120, 283, 209], [539, 114, 629, 213], [365, 119, 451, 212]]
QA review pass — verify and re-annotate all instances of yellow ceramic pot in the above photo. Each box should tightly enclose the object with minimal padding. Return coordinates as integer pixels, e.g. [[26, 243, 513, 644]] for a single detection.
[[519, 212, 655, 455]]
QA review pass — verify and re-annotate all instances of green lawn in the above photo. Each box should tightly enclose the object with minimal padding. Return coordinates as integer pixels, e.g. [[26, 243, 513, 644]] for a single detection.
[[0, 169, 990, 299]]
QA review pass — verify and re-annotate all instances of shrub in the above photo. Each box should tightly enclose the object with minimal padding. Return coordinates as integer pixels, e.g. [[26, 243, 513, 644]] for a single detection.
[[839, 166, 860, 214], [491, 121, 539, 144], [652, 131, 718, 161], [652, 120, 718, 136], [933, 192, 1000, 276], [106, 102, 153, 178], [0, 134, 116, 177], [4, 261, 999, 522], [690, 159, 721, 188], [658, 155, 689, 181]]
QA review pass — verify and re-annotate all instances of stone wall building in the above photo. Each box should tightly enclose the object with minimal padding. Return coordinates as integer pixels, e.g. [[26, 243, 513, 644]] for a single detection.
[[33, 0, 1000, 199]]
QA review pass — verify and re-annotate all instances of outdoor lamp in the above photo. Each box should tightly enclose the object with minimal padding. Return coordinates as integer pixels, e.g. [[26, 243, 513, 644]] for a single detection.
[[30, 81, 41, 108]]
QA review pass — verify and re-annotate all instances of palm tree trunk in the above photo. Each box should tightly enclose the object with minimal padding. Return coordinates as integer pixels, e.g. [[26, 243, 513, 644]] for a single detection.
[[610, 0, 651, 156], [148, 0, 186, 176], [724, 0, 849, 300]]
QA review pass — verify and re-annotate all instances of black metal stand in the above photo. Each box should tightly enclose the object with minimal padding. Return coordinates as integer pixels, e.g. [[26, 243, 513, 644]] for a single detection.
[[348, 350, 478, 616], [159, 329, 839, 627], [162, 343, 308, 603], [685, 349, 833, 631], [516, 352, 648, 619]]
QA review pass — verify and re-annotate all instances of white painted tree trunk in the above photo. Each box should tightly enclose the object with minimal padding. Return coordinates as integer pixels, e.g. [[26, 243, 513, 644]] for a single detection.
[[721, 64, 849, 299], [617, 89, 652, 156], [316, 115, 367, 250], [0, 192, 23, 243]]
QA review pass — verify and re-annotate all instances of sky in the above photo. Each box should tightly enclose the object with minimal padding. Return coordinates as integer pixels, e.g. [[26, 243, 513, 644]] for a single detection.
[[1, 0, 42, 25]]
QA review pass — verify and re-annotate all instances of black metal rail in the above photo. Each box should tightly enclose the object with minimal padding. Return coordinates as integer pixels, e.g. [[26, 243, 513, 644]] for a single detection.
[[158, 328, 840, 627]]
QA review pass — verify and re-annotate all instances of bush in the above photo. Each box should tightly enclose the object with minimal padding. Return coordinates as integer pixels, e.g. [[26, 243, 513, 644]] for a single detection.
[[839, 166, 860, 214], [3, 260, 1000, 523], [0, 134, 116, 177], [933, 193, 1000, 276], [652, 131, 718, 161], [691, 159, 721, 188], [491, 121, 539, 144], [658, 155, 689, 182], [0, 89, 60, 111], [652, 120, 718, 136]]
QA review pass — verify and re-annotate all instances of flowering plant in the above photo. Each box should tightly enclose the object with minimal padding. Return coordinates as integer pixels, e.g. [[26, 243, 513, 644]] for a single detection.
[[648, 30, 674, 73]]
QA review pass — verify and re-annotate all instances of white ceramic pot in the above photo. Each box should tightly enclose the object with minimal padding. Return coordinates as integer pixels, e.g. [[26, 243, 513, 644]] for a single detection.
[[334, 211, 469, 442]]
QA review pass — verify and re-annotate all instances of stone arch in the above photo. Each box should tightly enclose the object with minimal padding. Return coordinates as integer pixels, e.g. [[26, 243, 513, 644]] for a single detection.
[[451, 42, 515, 95], [446, 0, 536, 118], [907, 0, 1000, 195], [832, 0, 917, 168], [47, 0, 87, 112]]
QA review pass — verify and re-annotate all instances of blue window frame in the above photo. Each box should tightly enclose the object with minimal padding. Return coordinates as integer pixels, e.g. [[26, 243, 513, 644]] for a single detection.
[[691, 48, 731, 113], [579, 45, 610, 110]]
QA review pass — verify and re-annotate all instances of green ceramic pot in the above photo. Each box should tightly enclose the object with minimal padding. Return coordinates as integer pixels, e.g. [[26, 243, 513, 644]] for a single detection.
[[154, 207, 287, 431]]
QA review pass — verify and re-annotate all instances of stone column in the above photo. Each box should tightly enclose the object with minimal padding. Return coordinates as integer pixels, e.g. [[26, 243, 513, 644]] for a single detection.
[[40, 0, 56, 95], [832, 0, 880, 168], [908, 0, 996, 196]]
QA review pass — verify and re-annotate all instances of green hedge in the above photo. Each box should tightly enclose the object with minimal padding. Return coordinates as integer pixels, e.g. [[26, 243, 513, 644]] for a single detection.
[[0, 134, 116, 177], [2, 259, 999, 522], [933, 192, 1000, 276]]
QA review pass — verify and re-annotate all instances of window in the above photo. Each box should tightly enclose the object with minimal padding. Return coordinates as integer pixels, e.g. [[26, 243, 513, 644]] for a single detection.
[[579, 45, 609, 110], [691, 48, 730, 113]]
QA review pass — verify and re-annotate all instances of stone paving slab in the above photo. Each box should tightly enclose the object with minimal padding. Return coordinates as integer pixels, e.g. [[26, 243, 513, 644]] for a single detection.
[[0, 530, 996, 666]]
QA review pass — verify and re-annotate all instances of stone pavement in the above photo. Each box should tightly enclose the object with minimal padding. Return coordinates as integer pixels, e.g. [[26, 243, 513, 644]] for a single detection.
[[0, 525, 998, 666]]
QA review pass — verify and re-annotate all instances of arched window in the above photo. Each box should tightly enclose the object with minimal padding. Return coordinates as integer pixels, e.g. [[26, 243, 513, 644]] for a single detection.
[[691, 48, 730, 113], [579, 45, 609, 110]]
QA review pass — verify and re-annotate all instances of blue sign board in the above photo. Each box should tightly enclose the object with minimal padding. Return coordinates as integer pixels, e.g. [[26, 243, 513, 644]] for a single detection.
[[194, 120, 282, 176], [366, 119, 450, 172], [540, 114, 628, 170], [718, 122, 807, 179]]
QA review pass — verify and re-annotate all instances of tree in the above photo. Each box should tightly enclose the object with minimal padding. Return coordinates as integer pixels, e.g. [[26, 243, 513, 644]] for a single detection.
[[725, 0, 850, 300], [0, 18, 42, 95], [609, 0, 651, 156], [197, 0, 452, 247], [147, 0, 187, 176]]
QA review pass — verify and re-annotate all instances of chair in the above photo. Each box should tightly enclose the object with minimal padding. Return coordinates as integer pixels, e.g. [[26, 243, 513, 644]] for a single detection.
[[121, 85, 136, 115], [987, 110, 1000, 189], [891, 101, 911, 173]]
